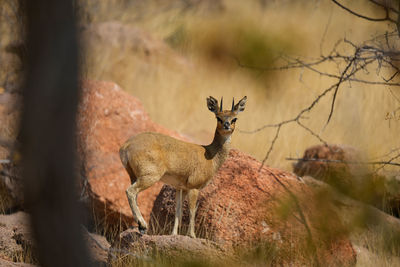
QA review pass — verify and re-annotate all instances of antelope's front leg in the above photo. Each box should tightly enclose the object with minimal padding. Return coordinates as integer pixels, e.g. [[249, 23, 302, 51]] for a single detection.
[[187, 189, 199, 238]]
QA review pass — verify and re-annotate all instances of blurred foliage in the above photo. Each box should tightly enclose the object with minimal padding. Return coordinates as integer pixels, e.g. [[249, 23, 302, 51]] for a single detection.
[[165, 15, 296, 85]]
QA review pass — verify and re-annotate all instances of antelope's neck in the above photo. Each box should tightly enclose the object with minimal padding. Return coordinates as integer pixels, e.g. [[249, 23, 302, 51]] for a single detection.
[[205, 130, 231, 171]]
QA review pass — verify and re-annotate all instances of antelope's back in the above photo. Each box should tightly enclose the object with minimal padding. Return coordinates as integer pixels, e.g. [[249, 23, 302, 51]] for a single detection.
[[120, 132, 209, 177]]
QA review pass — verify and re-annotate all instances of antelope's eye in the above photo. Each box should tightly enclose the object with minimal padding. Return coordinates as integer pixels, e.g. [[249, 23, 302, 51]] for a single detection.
[[231, 118, 237, 123], [217, 117, 223, 123]]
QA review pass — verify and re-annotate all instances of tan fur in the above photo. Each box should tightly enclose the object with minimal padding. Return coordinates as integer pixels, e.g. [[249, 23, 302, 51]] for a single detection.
[[120, 96, 247, 237]]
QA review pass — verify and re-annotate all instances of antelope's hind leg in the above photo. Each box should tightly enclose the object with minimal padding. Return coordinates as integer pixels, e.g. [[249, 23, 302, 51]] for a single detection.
[[172, 189, 187, 235], [126, 173, 160, 234], [187, 189, 199, 238]]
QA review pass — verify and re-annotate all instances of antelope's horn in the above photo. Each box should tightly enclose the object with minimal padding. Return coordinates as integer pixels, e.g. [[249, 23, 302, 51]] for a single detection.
[[231, 97, 235, 111], [220, 97, 223, 112]]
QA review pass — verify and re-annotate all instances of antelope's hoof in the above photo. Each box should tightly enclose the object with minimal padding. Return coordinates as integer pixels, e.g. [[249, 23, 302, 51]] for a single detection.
[[189, 233, 196, 238], [138, 224, 147, 235]]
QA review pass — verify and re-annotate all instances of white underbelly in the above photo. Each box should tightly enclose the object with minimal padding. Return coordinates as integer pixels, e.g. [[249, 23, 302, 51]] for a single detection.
[[160, 174, 187, 189]]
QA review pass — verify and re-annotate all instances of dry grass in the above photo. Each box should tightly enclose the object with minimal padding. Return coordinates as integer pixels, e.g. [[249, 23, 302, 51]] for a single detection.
[[353, 228, 400, 267], [80, 0, 400, 173]]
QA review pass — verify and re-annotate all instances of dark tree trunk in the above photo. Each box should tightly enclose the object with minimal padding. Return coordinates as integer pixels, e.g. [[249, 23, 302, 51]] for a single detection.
[[19, 0, 92, 266]]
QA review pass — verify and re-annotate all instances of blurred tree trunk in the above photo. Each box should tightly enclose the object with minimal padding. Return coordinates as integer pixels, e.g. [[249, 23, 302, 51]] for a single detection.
[[19, 0, 92, 266]]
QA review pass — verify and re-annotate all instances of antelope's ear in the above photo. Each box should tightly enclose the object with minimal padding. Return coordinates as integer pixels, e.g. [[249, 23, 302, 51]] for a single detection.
[[207, 96, 219, 114], [233, 96, 247, 114]]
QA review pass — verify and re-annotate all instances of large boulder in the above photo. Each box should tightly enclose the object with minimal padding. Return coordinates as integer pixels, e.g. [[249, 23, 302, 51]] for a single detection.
[[77, 80, 188, 227], [150, 149, 357, 266]]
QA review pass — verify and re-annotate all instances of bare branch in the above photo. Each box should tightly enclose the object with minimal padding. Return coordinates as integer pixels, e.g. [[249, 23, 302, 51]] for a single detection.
[[297, 121, 328, 146], [374, 153, 400, 172], [325, 53, 358, 126], [260, 125, 281, 169], [237, 30, 400, 166], [368, 0, 399, 14], [331, 0, 395, 23]]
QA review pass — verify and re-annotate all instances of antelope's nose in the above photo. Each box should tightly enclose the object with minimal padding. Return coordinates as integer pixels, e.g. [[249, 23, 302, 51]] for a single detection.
[[223, 122, 230, 129]]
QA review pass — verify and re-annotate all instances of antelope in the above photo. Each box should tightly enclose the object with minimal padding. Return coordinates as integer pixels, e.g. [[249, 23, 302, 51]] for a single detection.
[[119, 96, 247, 238]]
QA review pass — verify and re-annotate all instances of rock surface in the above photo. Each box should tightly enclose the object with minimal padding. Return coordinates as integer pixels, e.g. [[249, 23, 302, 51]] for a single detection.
[[109, 228, 230, 265], [150, 149, 357, 266], [77, 80, 188, 226], [0, 211, 112, 266], [85, 231, 111, 266]]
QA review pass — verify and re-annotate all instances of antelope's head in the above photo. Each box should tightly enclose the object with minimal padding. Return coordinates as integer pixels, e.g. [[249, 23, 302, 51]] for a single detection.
[[207, 96, 247, 136]]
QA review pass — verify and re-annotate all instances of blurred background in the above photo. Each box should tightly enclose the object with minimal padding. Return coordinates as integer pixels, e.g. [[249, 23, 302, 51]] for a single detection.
[[1, 0, 399, 172]]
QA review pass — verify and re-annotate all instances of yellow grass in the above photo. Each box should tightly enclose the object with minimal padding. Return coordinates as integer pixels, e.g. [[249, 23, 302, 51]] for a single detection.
[[82, 0, 400, 173]]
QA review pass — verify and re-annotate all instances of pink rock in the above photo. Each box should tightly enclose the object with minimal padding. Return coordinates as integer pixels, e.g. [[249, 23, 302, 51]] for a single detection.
[[151, 149, 357, 266]]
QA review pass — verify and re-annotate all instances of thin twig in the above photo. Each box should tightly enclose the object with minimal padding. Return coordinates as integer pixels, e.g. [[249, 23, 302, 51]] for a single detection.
[[260, 125, 281, 169], [374, 153, 400, 172], [325, 53, 358, 127], [297, 121, 328, 146]]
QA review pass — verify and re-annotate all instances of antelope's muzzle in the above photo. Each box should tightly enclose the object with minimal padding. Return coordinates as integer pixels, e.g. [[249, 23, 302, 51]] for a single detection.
[[223, 122, 230, 130]]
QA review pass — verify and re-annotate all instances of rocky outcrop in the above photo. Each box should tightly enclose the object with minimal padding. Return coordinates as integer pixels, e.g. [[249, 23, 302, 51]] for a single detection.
[[293, 144, 366, 190], [150, 149, 357, 266], [77, 80, 188, 227], [109, 228, 231, 265]]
